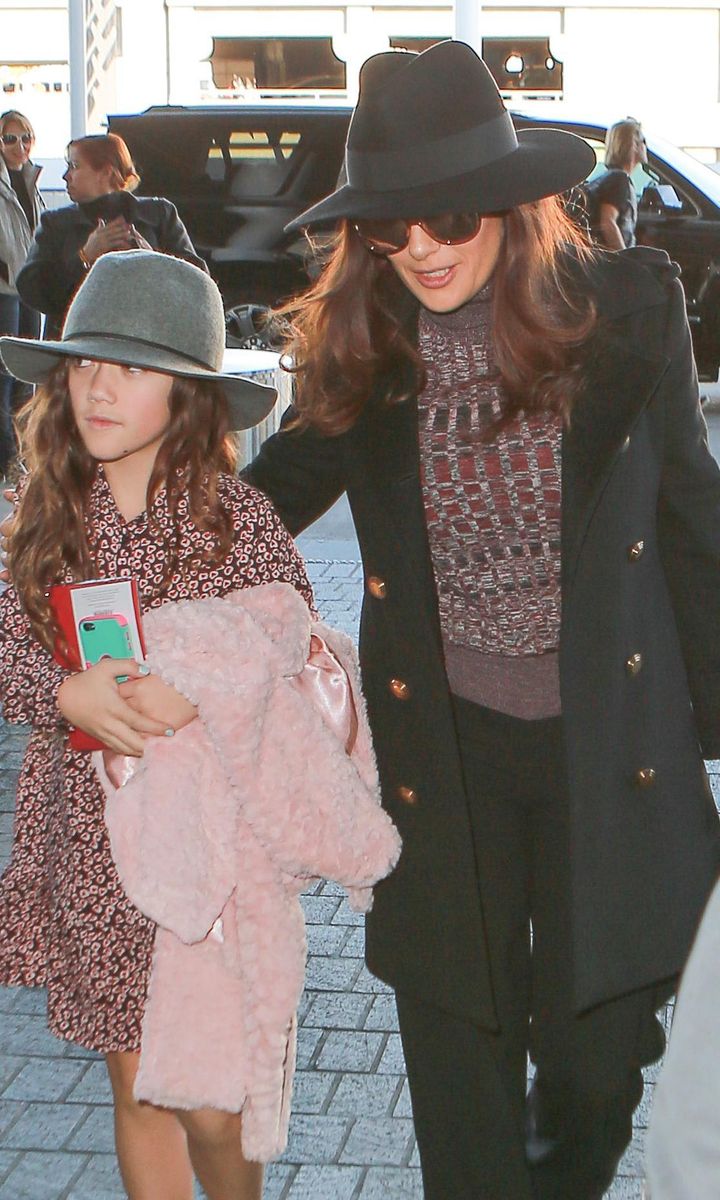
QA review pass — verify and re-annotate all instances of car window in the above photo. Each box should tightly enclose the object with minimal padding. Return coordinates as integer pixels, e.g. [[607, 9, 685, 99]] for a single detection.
[[581, 137, 608, 182], [206, 127, 304, 197], [576, 134, 696, 215]]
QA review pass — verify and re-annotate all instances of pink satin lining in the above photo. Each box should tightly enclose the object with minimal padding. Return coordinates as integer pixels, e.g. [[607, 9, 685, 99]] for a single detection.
[[102, 750, 135, 791], [291, 634, 358, 755]]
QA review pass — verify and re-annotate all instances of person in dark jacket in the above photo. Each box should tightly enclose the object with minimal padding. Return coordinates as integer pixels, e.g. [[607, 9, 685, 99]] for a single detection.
[[591, 117, 646, 249], [244, 41, 720, 1200], [17, 133, 205, 341], [0, 110, 42, 474]]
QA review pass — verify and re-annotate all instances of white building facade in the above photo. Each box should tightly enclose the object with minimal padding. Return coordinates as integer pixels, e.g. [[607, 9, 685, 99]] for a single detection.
[[1, 0, 719, 164]]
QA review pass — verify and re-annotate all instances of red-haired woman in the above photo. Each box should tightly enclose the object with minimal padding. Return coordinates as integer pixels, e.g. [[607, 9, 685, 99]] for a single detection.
[[17, 133, 204, 339], [246, 40, 720, 1200]]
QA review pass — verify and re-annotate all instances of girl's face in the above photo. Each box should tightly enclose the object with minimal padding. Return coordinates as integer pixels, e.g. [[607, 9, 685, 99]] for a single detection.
[[0, 120, 33, 171], [63, 149, 115, 203], [69, 359, 172, 472], [387, 214, 504, 313]]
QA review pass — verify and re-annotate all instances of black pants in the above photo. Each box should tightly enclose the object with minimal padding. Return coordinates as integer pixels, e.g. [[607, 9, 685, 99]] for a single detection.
[[396, 698, 669, 1200]]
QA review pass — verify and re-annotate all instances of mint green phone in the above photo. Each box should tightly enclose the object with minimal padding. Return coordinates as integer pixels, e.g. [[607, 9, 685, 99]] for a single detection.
[[78, 615, 134, 667]]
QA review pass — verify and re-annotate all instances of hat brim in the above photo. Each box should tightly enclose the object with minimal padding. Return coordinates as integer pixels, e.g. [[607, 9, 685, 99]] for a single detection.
[[0, 334, 277, 432], [286, 128, 595, 231]]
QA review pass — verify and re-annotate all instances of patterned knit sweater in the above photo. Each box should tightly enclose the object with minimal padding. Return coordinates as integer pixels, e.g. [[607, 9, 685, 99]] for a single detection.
[[417, 285, 562, 719]]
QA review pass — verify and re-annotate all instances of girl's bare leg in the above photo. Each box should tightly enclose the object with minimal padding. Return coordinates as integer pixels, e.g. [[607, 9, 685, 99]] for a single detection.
[[175, 1107, 264, 1200], [105, 1051, 194, 1200]]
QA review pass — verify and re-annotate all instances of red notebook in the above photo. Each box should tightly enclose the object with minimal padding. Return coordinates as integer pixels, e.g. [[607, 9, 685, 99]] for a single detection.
[[49, 577, 146, 751]]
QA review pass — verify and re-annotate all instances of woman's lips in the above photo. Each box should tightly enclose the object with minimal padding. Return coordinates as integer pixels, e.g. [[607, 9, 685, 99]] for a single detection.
[[413, 265, 457, 289]]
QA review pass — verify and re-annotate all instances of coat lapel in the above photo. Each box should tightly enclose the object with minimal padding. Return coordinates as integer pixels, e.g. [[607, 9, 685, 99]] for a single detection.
[[561, 333, 671, 592]]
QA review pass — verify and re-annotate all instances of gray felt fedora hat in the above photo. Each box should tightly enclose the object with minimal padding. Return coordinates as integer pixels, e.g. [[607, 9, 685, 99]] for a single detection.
[[287, 40, 595, 230], [0, 250, 277, 431]]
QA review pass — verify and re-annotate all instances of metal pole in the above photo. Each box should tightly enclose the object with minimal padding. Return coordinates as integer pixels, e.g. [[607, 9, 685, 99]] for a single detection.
[[68, 0, 88, 139], [453, 0, 482, 54]]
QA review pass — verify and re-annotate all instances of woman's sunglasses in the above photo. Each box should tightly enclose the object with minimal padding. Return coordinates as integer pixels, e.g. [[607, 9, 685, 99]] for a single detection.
[[353, 212, 483, 256], [1, 133, 33, 147]]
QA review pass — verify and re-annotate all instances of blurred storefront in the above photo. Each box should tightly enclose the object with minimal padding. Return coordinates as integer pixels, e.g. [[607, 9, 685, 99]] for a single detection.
[[1, 0, 719, 167]]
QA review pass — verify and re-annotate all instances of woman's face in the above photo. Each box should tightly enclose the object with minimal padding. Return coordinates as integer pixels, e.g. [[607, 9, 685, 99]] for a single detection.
[[387, 215, 505, 313], [0, 120, 34, 171], [63, 149, 116, 203], [69, 359, 172, 472]]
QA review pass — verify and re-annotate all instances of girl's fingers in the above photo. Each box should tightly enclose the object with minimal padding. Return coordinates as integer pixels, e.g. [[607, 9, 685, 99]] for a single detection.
[[93, 658, 148, 683], [101, 721, 146, 757], [120, 704, 172, 738]]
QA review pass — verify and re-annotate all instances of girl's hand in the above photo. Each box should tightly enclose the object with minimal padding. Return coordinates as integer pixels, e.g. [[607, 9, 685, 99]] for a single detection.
[[57, 660, 171, 755], [118, 672, 197, 733]]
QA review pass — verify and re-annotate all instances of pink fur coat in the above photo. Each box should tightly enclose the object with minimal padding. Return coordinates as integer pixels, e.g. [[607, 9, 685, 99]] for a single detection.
[[94, 582, 401, 1162]]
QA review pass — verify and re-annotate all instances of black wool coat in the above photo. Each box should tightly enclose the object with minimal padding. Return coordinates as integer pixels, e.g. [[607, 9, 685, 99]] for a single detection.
[[246, 247, 720, 1026], [16, 193, 206, 340]]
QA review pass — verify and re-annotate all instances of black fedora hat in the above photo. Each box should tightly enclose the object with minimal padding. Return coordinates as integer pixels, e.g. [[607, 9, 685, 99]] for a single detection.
[[287, 40, 595, 230]]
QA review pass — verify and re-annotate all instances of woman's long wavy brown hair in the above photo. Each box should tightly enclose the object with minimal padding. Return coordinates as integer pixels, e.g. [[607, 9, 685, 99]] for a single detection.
[[280, 195, 598, 435], [10, 365, 238, 653]]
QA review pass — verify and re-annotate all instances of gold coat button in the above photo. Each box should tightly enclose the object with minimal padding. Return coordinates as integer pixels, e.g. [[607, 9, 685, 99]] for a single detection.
[[367, 575, 387, 599], [389, 678, 410, 701], [627, 540, 645, 562], [397, 785, 418, 805], [634, 768, 656, 788], [625, 653, 643, 677]]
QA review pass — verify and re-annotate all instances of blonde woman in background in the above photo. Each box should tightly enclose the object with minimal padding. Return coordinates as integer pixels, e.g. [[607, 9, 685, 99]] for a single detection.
[[0, 110, 42, 476], [591, 117, 647, 250]]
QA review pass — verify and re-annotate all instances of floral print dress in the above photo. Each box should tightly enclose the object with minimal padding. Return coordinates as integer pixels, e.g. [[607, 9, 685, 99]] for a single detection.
[[0, 469, 314, 1053]]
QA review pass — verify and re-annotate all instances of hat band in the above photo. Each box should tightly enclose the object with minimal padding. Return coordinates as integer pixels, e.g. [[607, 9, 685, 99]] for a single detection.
[[62, 331, 217, 374], [346, 110, 518, 193]]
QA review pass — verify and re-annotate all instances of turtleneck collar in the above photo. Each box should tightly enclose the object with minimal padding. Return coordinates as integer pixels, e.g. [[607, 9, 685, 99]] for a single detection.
[[420, 279, 493, 333], [79, 191, 135, 222]]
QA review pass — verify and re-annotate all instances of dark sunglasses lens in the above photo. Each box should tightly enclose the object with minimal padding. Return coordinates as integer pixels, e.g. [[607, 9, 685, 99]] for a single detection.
[[354, 218, 409, 253], [2, 134, 32, 146], [355, 211, 482, 254], [425, 212, 481, 243]]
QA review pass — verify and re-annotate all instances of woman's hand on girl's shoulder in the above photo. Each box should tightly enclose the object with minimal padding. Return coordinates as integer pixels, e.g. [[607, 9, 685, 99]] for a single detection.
[[57, 660, 171, 756], [0, 488, 17, 583], [117, 673, 198, 734]]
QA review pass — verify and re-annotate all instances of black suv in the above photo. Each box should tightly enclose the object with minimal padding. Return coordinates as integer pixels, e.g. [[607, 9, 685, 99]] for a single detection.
[[109, 104, 720, 379], [109, 105, 349, 310]]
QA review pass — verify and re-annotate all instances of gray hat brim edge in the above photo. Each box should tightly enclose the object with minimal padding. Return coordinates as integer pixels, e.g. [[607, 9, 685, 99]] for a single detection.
[[0, 334, 277, 433], [286, 128, 595, 232]]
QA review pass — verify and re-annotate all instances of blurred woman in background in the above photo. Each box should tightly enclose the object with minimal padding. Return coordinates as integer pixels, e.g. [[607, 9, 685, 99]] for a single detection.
[[17, 132, 205, 340], [0, 110, 42, 476], [591, 117, 646, 249]]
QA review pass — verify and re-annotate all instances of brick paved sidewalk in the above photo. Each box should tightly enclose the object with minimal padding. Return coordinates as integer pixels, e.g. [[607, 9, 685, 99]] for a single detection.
[[0, 555, 706, 1199]]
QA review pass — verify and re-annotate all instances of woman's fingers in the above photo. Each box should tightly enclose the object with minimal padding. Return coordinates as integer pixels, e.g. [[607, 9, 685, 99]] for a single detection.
[[0, 498, 16, 583]]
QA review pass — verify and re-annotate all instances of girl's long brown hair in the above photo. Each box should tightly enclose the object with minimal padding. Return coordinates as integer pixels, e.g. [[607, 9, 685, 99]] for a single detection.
[[280, 195, 598, 435], [10, 364, 237, 653]]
